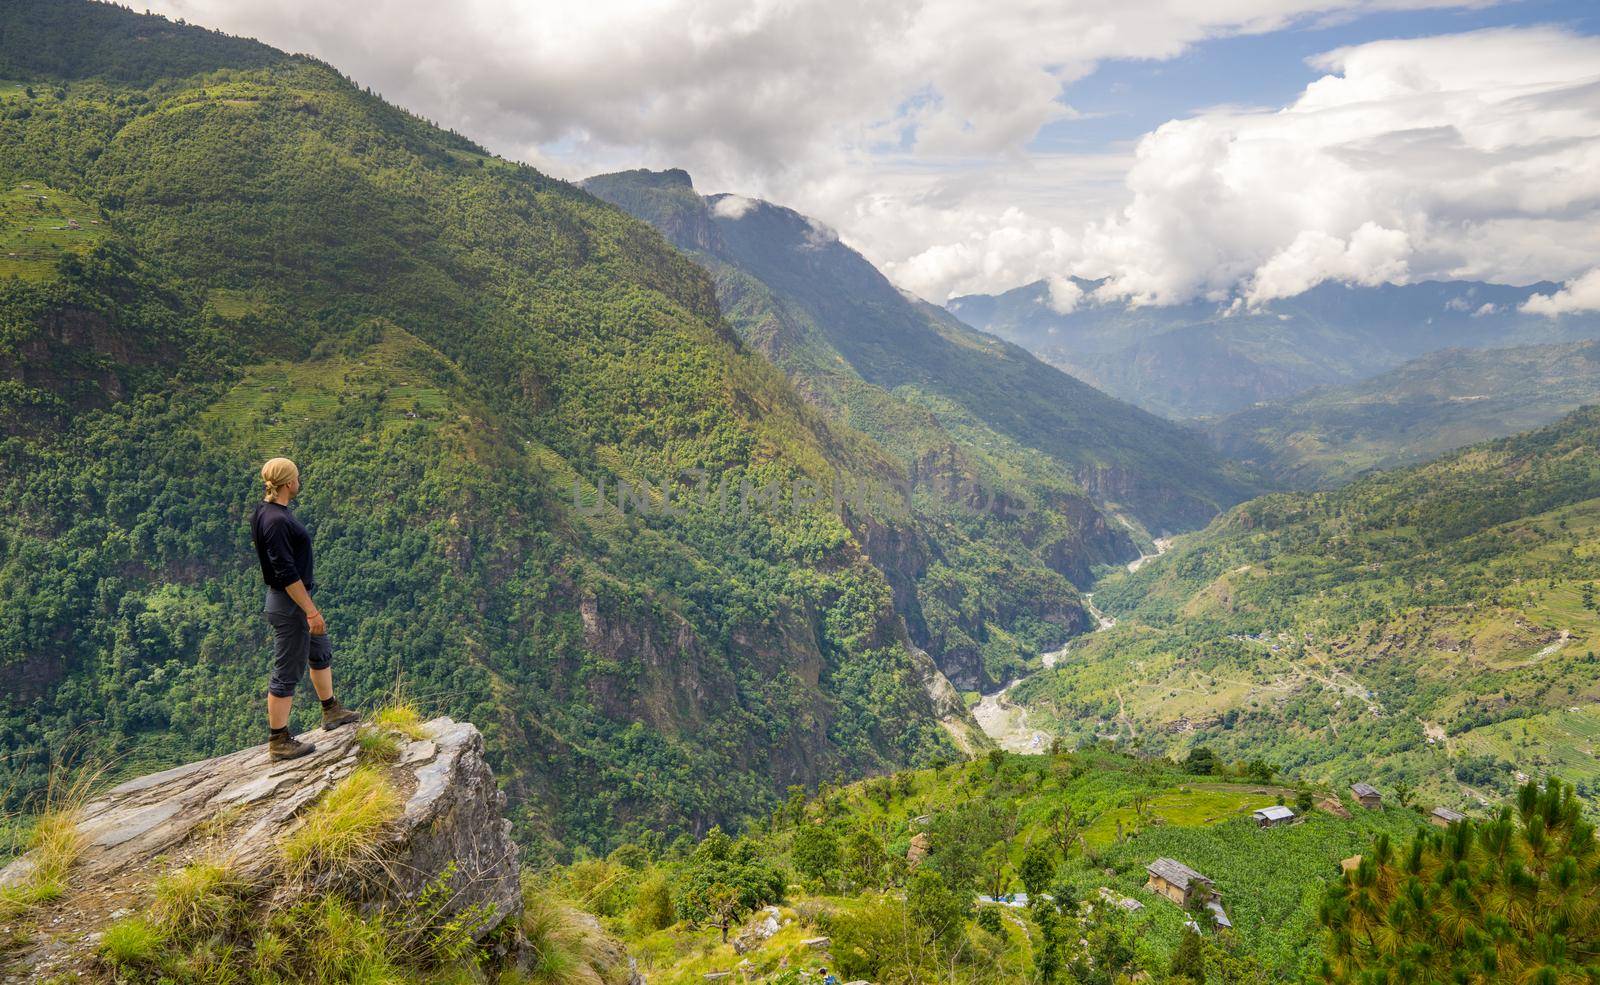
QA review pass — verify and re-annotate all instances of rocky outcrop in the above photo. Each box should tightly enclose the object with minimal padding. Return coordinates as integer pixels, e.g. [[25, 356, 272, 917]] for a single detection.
[[0, 716, 521, 981]]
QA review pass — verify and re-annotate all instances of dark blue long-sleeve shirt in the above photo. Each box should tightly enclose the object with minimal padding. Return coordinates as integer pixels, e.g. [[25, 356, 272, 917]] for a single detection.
[[251, 501, 315, 592]]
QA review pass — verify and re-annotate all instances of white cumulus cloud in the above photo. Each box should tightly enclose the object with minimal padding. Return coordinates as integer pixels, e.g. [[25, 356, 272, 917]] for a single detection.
[[142, 3, 1600, 304], [1523, 268, 1600, 316], [1073, 26, 1600, 305]]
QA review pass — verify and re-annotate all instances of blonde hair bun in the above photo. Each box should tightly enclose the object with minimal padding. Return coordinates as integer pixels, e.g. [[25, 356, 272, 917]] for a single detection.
[[261, 457, 299, 501]]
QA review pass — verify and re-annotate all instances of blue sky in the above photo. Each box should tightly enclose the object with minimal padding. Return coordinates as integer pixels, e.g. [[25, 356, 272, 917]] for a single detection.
[[1038, 0, 1600, 153]]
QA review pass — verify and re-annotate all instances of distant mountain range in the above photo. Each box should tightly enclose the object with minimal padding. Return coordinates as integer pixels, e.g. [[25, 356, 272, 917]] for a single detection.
[[948, 278, 1600, 420], [1208, 339, 1600, 488]]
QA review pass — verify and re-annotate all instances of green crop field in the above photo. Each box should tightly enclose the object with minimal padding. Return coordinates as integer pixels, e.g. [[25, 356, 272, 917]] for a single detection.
[[0, 183, 106, 280]]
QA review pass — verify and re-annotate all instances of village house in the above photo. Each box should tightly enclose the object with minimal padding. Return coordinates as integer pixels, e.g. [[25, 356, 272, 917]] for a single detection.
[[1146, 858, 1217, 907], [1253, 805, 1296, 828], [1430, 806, 1466, 828], [1350, 783, 1382, 810]]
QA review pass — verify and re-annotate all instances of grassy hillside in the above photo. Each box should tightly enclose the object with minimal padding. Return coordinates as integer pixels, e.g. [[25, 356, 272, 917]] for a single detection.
[[1012, 408, 1600, 811], [539, 746, 1431, 983], [1208, 340, 1600, 488], [0, 0, 986, 857], [949, 278, 1600, 420]]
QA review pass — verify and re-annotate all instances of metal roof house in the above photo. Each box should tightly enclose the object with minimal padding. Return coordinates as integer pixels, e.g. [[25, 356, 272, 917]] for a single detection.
[[1350, 783, 1382, 809], [1430, 806, 1467, 828], [1253, 805, 1296, 828], [1146, 858, 1216, 906]]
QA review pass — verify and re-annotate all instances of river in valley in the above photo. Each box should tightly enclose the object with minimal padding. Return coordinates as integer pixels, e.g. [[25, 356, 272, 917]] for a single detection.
[[970, 537, 1169, 751]]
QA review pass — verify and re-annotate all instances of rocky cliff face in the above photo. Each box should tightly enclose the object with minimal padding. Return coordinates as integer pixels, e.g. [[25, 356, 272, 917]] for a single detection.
[[0, 716, 522, 982]]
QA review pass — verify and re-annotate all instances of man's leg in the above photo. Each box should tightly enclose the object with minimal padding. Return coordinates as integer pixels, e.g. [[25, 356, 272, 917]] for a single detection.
[[308, 666, 333, 702], [308, 632, 358, 729], [268, 692, 293, 729], [266, 610, 316, 759]]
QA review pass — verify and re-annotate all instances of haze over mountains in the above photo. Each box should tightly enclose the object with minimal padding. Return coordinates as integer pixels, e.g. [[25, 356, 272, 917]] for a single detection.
[[1210, 340, 1600, 488], [948, 277, 1600, 421]]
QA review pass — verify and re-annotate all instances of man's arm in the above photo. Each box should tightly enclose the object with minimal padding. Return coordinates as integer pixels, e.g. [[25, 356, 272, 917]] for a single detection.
[[260, 520, 325, 635], [283, 580, 325, 636]]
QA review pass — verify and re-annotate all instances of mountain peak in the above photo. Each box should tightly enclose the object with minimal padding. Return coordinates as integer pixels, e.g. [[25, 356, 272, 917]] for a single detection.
[[593, 167, 696, 190]]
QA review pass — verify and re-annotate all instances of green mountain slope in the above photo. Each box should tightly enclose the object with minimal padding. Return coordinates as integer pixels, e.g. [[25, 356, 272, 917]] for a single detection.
[[582, 170, 1255, 687], [1013, 407, 1600, 810], [0, 0, 985, 856], [1208, 340, 1600, 488], [586, 171, 1252, 534]]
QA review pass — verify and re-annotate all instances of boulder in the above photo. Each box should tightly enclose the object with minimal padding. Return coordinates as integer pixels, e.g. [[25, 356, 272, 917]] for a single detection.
[[732, 905, 783, 953], [0, 716, 521, 981]]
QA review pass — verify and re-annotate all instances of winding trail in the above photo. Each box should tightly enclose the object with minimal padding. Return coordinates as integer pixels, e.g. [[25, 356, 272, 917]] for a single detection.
[[973, 535, 1165, 751]]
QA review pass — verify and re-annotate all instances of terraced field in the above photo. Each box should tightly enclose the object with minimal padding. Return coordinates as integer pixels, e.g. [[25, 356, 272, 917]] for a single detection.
[[0, 183, 106, 280]]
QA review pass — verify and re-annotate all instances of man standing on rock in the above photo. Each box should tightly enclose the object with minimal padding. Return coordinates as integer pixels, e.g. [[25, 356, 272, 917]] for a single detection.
[[251, 457, 359, 760]]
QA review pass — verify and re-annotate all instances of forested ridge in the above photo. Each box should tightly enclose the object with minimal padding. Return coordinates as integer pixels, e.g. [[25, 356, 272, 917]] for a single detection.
[[583, 169, 1255, 690]]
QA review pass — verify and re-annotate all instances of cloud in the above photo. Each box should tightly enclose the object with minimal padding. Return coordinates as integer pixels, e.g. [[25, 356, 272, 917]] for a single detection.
[[1245, 223, 1410, 306], [144, 3, 1599, 303], [711, 194, 757, 219], [1523, 268, 1600, 316], [1073, 26, 1600, 305], [1045, 275, 1085, 313]]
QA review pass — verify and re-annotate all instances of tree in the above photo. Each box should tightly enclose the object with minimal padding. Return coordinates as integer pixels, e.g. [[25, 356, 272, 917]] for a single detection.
[[907, 867, 968, 952], [1018, 842, 1056, 900], [630, 869, 675, 932], [842, 828, 887, 890], [1169, 927, 1206, 984], [1046, 804, 1078, 857], [1392, 779, 1414, 809], [1074, 907, 1138, 985], [980, 842, 1011, 898], [674, 827, 786, 924], [791, 824, 839, 886], [784, 785, 808, 827], [1183, 746, 1218, 775], [707, 883, 740, 944], [975, 906, 1003, 935], [1321, 779, 1600, 983]]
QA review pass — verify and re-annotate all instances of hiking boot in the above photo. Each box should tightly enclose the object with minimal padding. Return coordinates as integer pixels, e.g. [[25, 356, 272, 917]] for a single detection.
[[321, 699, 360, 730], [269, 731, 316, 760]]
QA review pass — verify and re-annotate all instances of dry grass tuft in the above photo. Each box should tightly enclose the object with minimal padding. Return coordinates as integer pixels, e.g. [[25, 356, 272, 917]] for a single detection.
[[279, 765, 402, 879], [370, 701, 430, 741]]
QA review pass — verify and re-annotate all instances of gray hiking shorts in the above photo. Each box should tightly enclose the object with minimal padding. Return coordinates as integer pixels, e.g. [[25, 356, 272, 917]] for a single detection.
[[264, 589, 332, 698]]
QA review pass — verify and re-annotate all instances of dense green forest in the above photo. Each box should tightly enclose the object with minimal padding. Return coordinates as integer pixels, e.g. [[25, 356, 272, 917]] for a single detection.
[[1013, 407, 1600, 809], [0, 0, 1008, 857]]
